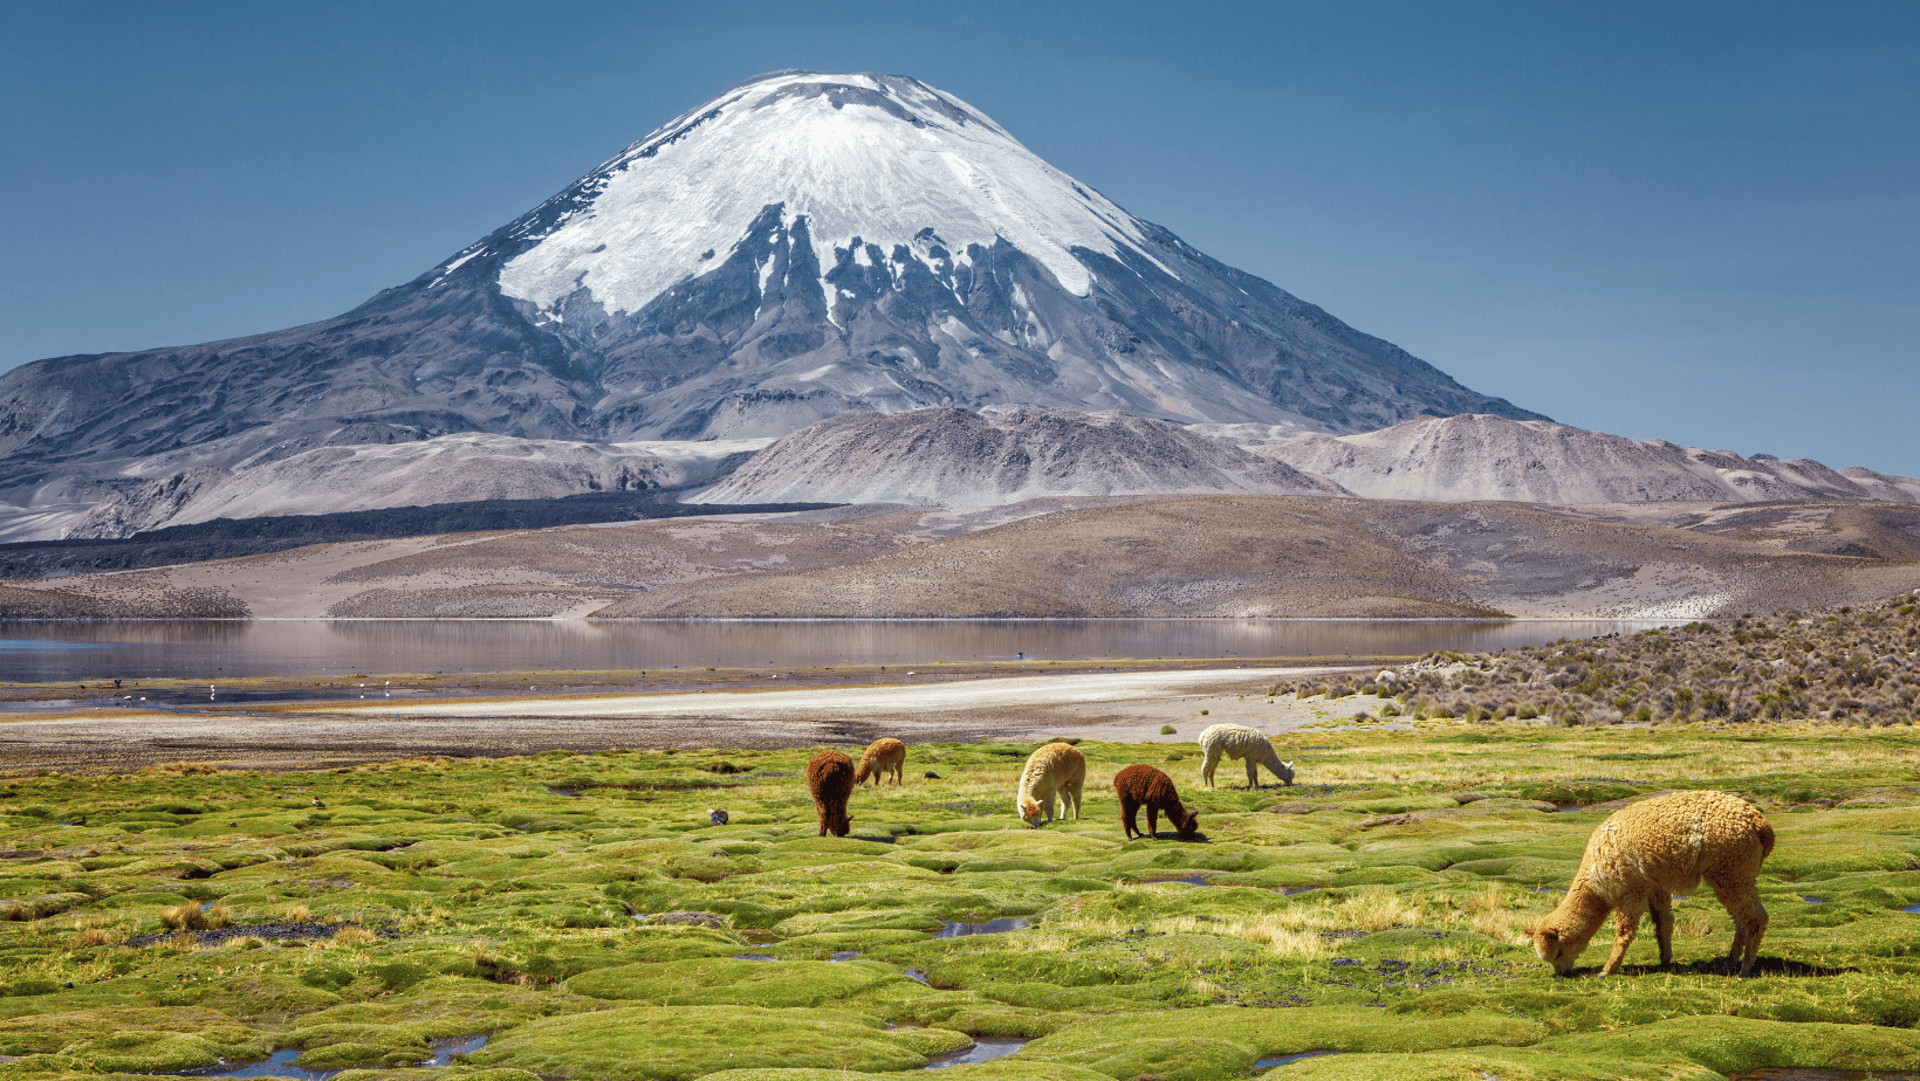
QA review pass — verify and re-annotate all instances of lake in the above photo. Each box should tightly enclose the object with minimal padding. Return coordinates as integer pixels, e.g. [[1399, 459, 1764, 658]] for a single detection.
[[0, 618, 1670, 683]]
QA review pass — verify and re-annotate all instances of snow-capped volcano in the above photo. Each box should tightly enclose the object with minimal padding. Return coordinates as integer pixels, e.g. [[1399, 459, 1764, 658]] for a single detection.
[[0, 69, 1545, 518]]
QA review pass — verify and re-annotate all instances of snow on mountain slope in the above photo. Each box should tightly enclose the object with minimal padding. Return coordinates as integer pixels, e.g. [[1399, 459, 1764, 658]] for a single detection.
[[493, 72, 1159, 315], [64, 435, 768, 539], [690, 407, 1349, 508], [1219, 414, 1909, 505]]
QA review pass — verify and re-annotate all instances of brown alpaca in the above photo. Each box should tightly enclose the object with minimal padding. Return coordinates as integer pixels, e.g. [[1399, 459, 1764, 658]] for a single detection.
[[1016, 741, 1085, 827], [853, 737, 906, 786], [1534, 790, 1775, 977], [1113, 764, 1198, 840], [805, 749, 856, 837]]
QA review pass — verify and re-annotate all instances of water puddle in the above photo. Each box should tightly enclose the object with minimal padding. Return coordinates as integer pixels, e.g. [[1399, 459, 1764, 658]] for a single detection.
[[923, 1036, 1031, 1069], [183, 1035, 488, 1080], [904, 966, 931, 985], [1803, 897, 1827, 905], [1145, 875, 1215, 886], [1901, 903, 1920, 914], [1254, 1050, 1339, 1068], [830, 951, 861, 961], [933, 917, 1031, 938], [1280, 887, 1319, 896], [732, 953, 778, 961]]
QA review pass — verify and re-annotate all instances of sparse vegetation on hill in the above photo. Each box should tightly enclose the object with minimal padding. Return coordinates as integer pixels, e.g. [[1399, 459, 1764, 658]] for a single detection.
[[1287, 590, 1920, 727]]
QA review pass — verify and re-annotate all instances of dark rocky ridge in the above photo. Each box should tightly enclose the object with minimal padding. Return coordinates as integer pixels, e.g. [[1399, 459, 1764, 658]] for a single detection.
[[0, 493, 836, 580]]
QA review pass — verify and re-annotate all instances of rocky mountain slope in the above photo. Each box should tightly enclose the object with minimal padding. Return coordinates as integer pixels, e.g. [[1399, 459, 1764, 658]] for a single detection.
[[1206, 414, 1917, 505], [0, 70, 1542, 530], [62, 435, 766, 539], [691, 407, 1347, 507]]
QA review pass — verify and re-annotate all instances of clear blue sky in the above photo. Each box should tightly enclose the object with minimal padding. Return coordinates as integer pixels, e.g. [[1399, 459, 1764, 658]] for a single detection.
[[4, 0, 1916, 474]]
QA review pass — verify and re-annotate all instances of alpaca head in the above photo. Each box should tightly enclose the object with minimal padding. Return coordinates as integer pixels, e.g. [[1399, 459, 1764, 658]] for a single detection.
[[1173, 810, 1200, 839], [829, 809, 851, 837], [1531, 914, 1596, 975], [1019, 798, 1045, 827], [1278, 760, 1296, 786]]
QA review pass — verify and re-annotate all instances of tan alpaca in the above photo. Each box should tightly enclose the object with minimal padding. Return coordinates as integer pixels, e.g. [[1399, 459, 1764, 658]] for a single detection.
[[853, 737, 906, 786], [1016, 741, 1085, 827], [1534, 790, 1774, 977]]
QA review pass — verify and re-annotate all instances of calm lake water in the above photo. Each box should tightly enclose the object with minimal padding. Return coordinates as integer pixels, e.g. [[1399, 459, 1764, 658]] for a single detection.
[[0, 619, 1668, 683]]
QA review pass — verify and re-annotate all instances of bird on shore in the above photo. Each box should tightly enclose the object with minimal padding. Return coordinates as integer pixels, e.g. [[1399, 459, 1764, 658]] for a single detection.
[[707, 808, 728, 826], [311, 797, 326, 809]]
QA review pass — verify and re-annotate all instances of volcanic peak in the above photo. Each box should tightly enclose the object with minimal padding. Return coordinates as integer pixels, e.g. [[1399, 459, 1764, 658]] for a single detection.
[[470, 70, 1163, 324]]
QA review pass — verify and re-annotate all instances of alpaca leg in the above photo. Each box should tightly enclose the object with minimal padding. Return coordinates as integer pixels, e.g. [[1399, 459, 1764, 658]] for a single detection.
[[1244, 757, 1259, 790], [1145, 804, 1160, 839], [1121, 795, 1141, 839], [1200, 747, 1221, 787], [1067, 779, 1083, 820], [1601, 902, 1644, 975], [1648, 891, 1675, 967], [1713, 879, 1768, 977]]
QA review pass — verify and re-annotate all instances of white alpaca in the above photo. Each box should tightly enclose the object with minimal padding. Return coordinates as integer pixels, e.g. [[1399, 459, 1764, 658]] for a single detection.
[[1016, 741, 1086, 827], [1198, 723, 1295, 789]]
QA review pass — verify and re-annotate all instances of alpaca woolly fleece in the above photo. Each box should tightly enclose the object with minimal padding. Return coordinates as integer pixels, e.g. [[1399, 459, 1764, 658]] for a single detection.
[[805, 749, 856, 837], [853, 737, 906, 787], [1198, 723, 1295, 788], [1113, 763, 1198, 840], [1534, 789, 1774, 977], [1016, 741, 1086, 827]]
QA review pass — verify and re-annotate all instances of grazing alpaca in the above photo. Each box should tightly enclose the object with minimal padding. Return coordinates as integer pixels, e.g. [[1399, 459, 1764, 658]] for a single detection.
[[1197, 723, 1295, 788], [805, 749, 856, 837], [1016, 741, 1086, 827], [853, 737, 906, 786], [1113, 764, 1198, 840], [1534, 790, 1775, 977]]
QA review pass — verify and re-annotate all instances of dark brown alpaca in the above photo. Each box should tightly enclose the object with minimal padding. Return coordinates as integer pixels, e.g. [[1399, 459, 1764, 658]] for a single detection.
[[805, 749, 856, 837], [1113, 764, 1199, 840]]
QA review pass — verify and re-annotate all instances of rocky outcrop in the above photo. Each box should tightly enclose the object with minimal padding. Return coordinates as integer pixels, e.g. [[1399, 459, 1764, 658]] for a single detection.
[[690, 407, 1349, 507], [1223, 414, 1911, 505]]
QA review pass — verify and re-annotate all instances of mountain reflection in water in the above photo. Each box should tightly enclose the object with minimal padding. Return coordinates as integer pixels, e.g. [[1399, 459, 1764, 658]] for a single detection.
[[0, 618, 1669, 683]]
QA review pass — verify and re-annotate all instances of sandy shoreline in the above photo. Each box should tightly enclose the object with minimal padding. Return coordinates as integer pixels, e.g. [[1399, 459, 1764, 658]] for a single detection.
[[0, 665, 1364, 773]]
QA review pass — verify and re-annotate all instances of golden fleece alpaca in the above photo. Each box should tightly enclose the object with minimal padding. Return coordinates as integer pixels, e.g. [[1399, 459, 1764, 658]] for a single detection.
[[853, 737, 906, 786], [1534, 790, 1775, 977], [1016, 741, 1085, 827]]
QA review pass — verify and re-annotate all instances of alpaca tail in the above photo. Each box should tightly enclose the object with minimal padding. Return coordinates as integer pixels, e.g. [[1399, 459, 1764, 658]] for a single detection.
[[1756, 820, 1776, 861]]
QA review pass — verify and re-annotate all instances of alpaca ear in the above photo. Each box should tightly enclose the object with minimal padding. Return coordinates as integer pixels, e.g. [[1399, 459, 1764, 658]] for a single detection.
[[1539, 928, 1558, 945]]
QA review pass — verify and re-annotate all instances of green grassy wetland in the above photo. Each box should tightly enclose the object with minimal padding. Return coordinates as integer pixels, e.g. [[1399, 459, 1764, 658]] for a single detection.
[[3, 721, 1919, 1081]]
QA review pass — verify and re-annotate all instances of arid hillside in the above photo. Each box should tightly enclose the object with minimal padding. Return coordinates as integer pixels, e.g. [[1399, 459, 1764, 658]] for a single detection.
[[1287, 588, 1920, 728], [4, 495, 1918, 620]]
